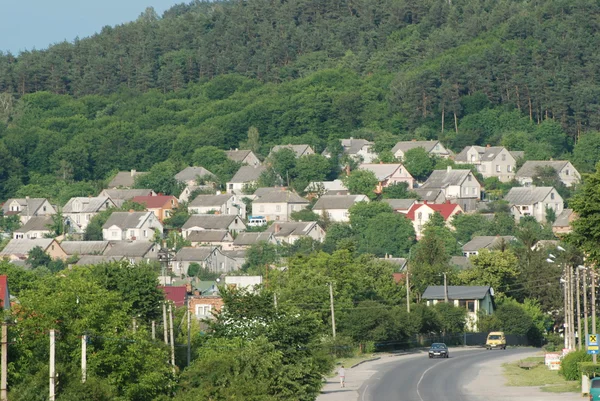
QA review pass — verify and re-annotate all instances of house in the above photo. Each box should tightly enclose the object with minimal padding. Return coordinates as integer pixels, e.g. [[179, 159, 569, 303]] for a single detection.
[[224, 276, 263, 292], [422, 285, 495, 331], [382, 199, 417, 214], [406, 202, 463, 239], [226, 165, 267, 195], [2, 198, 56, 224], [159, 285, 188, 308], [188, 194, 246, 218], [419, 167, 481, 211], [462, 236, 516, 257], [391, 140, 451, 160], [454, 146, 517, 182], [252, 190, 309, 222], [225, 149, 261, 167], [312, 195, 369, 222], [177, 185, 215, 203], [265, 221, 326, 244], [107, 170, 147, 189], [99, 189, 156, 205], [269, 144, 315, 158], [189, 293, 224, 320], [131, 195, 178, 222], [173, 247, 237, 276], [187, 230, 234, 248], [304, 180, 347, 197], [515, 161, 581, 187], [379, 256, 407, 271], [175, 166, 217, 186], [102, 211, 163, 241], [553, 209, 576, 236], [182, 214, 247, 236], [504, 187, 564, 223], [221, 249, 247, 270], [232, 232, 277, 249], [74, 255, 121, 266], [63, 197, 116, 233], [0, 238, 67, 261], [359, 163, 415, 190], [60, 241, 111, 257], [103, 241, 159, 264], [413, 188, 447, 204], [323, 138, 377, 163], [531, 240, 560, 251], [13, 216, 53, 239]]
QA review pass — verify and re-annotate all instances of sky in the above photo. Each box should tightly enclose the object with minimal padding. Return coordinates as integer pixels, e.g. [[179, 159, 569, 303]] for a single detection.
[[0, 0, 186, 55]]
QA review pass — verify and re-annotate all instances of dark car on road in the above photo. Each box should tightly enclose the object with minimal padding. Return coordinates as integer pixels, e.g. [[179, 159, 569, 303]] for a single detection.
[[428, 343, 449, 358]]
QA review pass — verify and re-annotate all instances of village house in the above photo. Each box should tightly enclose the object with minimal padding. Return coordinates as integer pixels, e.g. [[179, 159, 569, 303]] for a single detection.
[[63, 196, 116, 233], [181, 214, 247, 237], [391, 140, 451, 160], [131, 195, 178, 222], [107, 170, 148, 189], [103, 241, 159, 264], [359, 163, 415, 191], [504, 186, 564, 223], [0, 238, 67, 261], [515, 160, 581, 187], [102, 211, 163, 241], [405, 202, 463, 239], [462, 236, 516, 257], [304, 180, 348, 198], [13, 216, 53, 239], [189, 292, 224, 320], [2, 198, 56, 224], [382, 199, 417, 214], [99, 189, 156, 206], [419, 167, 481, 211], [265, 221, 326, 244], [454, 146, 517, 182], [221, 249, 247, 270], [60, 241, 111, 258], [74, 255, 121, 266], [188, 194, 246, 218], [175, 166, 217, 186], [186, 230, 234, 248], [413, 188, 447, 204], [269, 144, 315, 158], [225, 149, 261, 167], [422, 285, 495, 331], [177, 184, 215, 203], [312, 194, 369, 222], [323, 138, 378, 163], [232, 232, 277, 249], [226, 165, 267, 195], [173, 247, 237, 276], [552, 209, 576, 236], [251, 190, 309, 222]]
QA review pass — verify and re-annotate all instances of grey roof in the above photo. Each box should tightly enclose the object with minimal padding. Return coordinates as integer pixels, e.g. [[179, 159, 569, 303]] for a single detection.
[[305, 180, 347, 193], [229, 165, 266, 184], [176, 247, 215, 261], [510, 151, 525, 160], [553, 208, 574, 227], [60, 241, 110, 256], [189, 194, 234, 208], [313, 195, 366, 210], [187, 230, 232, 243], [233, 232, 274, 246], [450, 256, 472, 270], [462, 236, 516, 252], [222, 249, 247, 259], [75, 255, 121, 266], [382, 199, 417, 210], [182, 214, 243, 230], [175, 167, 216, 183], [270, 144, 314, 157], [504, 187, 556, 205], [265, 221, 318, 237], [2, 198, 50, 216], [391, 141, 445, 155], [254, 187, 284, 198], [515, 161, 571, 179], [0, 239, 56, 258], [454, 146, 508, 163], [253, 190, 308, 204], [341, 138, 373, 155], [107, 171, 147, 188], [102, 189, 154, 200], [421, 169, 473, 189], [413, 188, 446, 202], [324, 189, 350, 196], [102, 212, 154, 230], [359, 163, 408, 181], [63, 197, 113, 213], [104, 241, 155, 258], [422, 285, 492, 300], [225, 150, 255, 163], [14, 216, 53, 233]]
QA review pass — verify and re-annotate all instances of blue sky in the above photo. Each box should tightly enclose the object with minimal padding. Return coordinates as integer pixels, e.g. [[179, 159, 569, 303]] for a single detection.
[[1, 0, 186, 54]]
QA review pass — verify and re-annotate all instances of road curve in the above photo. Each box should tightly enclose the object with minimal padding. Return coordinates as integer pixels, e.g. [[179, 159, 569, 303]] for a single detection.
[[360, 348, 534, 401]]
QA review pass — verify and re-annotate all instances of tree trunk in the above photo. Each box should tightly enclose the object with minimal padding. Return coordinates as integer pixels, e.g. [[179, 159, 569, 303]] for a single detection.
[[441, 106, 445, 133], [454, 111, 458, 134]]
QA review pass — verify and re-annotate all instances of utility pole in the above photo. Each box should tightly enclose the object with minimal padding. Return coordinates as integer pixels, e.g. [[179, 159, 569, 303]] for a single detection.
[[577, 267, 582, 351], [49, 329, 56, 401], [187, 297, 191, 367], [274, 293, 278, 310], [1, 319, 7, 401], [592, 268, 597, 364], [328, 283, 336, 338], [169, 303, 176, 373], [584, 267, 589, 350], [568, 265, 575, 349], [406, 271, 410, 313], [163, 302, 168, 345], [81, 335, 87, 383], [151, 320, 156, 340], [563, 277, 569, 350], [443, 273, 449, 303]]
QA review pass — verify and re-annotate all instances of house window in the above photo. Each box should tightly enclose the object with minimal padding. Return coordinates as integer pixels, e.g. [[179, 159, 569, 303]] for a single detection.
[[565, 169, 570, 176], [551, 192, 555, 200], [472, 187, 477, 195], [228, 184, 233, 189], [501, 154, 506, 161], [221, 262, 225, 270], [143, 230, 147, 237], [507, 165, 512, 172], [51, 245, 55, 250], [43, 206, 47, 212], [522, 206, 529, 211], [467, 175, 472, 182], [129, 230, 135, 237], [459, 300, 476, 313], [112, 231, 117, 238], [496, 165, 501, 172], [470, 154, 475, 162], [276, 205, 281, 212], [417, 212, 422, 220], [195, 304, 212, 317]]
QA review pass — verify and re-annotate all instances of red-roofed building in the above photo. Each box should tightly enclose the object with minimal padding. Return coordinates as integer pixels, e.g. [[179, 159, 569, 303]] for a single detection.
[[406, 201, 463, 239], [0, 276, 10, 310], [159, 285, 188, 308], [132, 195, 178, 222]]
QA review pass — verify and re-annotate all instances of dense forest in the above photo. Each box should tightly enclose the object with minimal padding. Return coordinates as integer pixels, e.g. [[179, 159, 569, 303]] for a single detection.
[[2, 0, 600, 200]]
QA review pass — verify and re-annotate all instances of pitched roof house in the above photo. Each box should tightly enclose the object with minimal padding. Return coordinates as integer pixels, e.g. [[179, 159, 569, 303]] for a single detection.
[[312, 194, 369, 222], [131, 195, 178, 222], [107, 170, 148, 189], [323, 138, 377, 163], [103, 241, 159, 263], [420, 167, 481, 211], [269, 144, 315, 158], [454, 146, 517, 182], [232, 232, 277, 248], [391, 140, 451, 159], [177, 184, 215, 203], [13, 216, 53, 239], [504, 186, 564, 223], [181, 214, 247, 236], [2, 198, 56, 224], [226, 165, 267, 195], [462, 236, 516, 257], [359, 163, 415, 191], [406, 202, 463, 239], [225, 149, 261, 166], [188, 194, 246, 218], [99, 189, 156, 203], [60, 241, 111, 257], [413, 188, 447, 204], [186, 230, 234, 248], [382, 199, 417, 214], [252, 190, 309, 222], [304, 180, 347, 197], [422, 285, 495, 330], [552, 208, 576, 236], [515, 161, 580, 187], [265, 221, 326, 244], [102, 211, 163, 241], [63, 197, 116, 233], [74, 255, 121, 266], [0, 238, 67, 261], [175, 167, 217, 186], [174, 247, 237, 276]]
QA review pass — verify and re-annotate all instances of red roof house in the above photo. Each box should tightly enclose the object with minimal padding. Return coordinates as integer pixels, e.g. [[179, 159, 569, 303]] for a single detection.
[[406, 201, 463, 239], [132, 195, 178, 222], [159, 285, 187, 308], [0, 275, 10, 310]]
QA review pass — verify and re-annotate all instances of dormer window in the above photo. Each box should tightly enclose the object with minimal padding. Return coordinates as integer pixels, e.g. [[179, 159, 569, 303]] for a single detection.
[[551, 192, 555, 200], [73, 201, 81, 212], [467, 175, 472, 182]]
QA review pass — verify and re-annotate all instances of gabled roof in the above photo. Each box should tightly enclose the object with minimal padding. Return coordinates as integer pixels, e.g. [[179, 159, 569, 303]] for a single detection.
[[107, 171, 147, 188], [254, 187, 285, 197], [462, 236, 516, 252], [60, 241, 110, 255], [515, 161, 572, 179], [0, 238, 58, 258], [222, 249, 247, 259], [176, 247, 216, 261], [504, 187, 558, 205], [229, 165, 267, 183], [391, 140, 445, 155], [341, 138, 373, 155], [313, 195, 367, 210], [182, 214, 244, 231], [359, 163, 411, 181], [382, 199, 417, 211], [63, 197, 114, 213], [553, 208, 574, 227], [2, 198, 50, 216], [159, 286, 188, 307], [405, 202, 462, 221], [104, 241, 156, 258], [233, 232, 274, 246], [175, 167, 216, 183], [379, 257, 407, 270], [187, 230, 232, 243], [270, 144, 314, 157], [225, 149, 254, 162], [14, 216, 53, 233], [413, 188, 446, 202], [422, 285, 492, 300], [510, 151, 525, 160], [132, 195, 176, 209], [75, 255, 121, 266], [102, 189, 155, 200], [252, 190, 308, 204], [102, 212, 156, 230], [305, 180, 347, 193], [265, 221, 319, 237], [454, 146, 510, 163], [421, 169, 474, 189], [189, 194, 234, 208]]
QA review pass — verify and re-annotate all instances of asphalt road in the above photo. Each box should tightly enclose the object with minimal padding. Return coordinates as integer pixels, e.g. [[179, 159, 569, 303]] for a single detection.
[[360, 347, 536, 401]]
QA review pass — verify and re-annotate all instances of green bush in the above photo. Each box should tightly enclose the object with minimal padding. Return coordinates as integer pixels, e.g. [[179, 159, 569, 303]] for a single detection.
[[580, 362, 600, 378], [543, 333, 563, 352], [559, 350, 592, 380]]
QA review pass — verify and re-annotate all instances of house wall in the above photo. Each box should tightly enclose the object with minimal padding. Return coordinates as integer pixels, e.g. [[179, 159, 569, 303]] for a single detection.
[[511, 191, 564, 223], [188, 197, 246, 218], [558, 163, 581, 187], [189, 296, 224, 319], [226, 182, 249, 195], [46, 241, 68, 260], [253, 202, 308, 222], [412, 206, 459, 239], [426, 293, 493, 331], [314, 208, 350, 222], [356, 147, 377, 163], [13, 229, 52, 240], [175, 251, 238, 276], [385, 167, 415, 189]]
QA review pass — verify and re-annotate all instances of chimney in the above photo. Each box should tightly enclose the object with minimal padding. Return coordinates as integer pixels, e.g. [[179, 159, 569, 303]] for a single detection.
[[447, 166, 452, 173], [186, 283, 192, 294], [423, 200, 428, 205], [446, 200, 451, 204], [131, 169, 136, 177], [274, 224, 281, 233], [486, 144, 491, 148]]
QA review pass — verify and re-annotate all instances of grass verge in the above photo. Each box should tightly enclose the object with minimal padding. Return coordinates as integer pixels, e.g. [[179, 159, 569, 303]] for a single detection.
[[503, 356, 580, 393]]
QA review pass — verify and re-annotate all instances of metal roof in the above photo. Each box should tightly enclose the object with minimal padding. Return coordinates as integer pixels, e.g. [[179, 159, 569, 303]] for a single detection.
[[422, 285, 492, 300], [504, 187, 556, 205], [462, 236, 516, 252], [102, 212, 155, 230], [515, 161, 571, 179], [60, 241, 110, 255], [229, 165, 267, 183]]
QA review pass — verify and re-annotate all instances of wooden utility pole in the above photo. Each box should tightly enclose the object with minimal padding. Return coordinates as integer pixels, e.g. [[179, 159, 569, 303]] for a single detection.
[[163, 302, 168, 345], [49, 329, 56, 401], [443, 273, 449, 303], [151, 320, 156, 340], [187, 296, 191, 367], [328, 283, 336, 338], [577, 268, 582, 350], [81, 335, 87, 383], [584, 268, 589, 349], [592, 268, 597, 364], [406, 271, 410, 313], [1, 320, 7, 401], [568, 265, 575, 349], [169, 303, 176, 373], [563, 277, 569, 350]]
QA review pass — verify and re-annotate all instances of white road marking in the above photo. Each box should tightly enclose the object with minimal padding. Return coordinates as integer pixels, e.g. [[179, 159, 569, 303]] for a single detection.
[[361, 384, 369, 401]]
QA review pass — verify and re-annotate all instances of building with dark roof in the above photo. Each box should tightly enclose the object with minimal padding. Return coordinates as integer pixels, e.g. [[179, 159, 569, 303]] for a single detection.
[[454, 146, 517, 182], [422, 285, 494, 331], [188, 194, 246, 218], [225, 149, 261, 166], [2, 198, 56, 224], [13, 216, 53, 239], [504, 187, 564, 223], [226, 165, 268, 195], [312, 195, 368, 222], [102, 211, 163, 241], [515, 160, 580, 187], [265, 221, 326, 244], [391, 140, 451, 159], [462, 236, 516, 257], [251, 190, 309, 222], [182, 214, 246, 235], [107, 170, 148, 189]]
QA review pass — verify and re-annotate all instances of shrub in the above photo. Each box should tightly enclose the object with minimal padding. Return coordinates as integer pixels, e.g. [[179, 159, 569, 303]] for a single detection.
[[559, 350, 592, 380]]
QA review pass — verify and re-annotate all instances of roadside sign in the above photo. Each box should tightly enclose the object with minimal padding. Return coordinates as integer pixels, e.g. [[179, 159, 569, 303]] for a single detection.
[[588, 334, 599, 354], [545, 353, 561, 370]]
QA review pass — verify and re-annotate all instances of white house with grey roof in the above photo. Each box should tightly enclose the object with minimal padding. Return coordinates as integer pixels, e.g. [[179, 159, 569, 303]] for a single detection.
[[99, 189, 155, 203], [552, 208, 576, 236], [103, 241, 159, 264], [102, 211, 163, 241], [391, 140, 451, 160], [2, 198, 55, 224], [63, 197, 116, 233], [226, 165, 267, 195], [269, 144, 315, 158], [252, 190, 309, 222], [174, 247, 237, 276], [182, 214, 246, 237], [323, 138, 377, 163], [359, 163, 415, 190], [462, 236, 516, 257], [187, 230, 234, 248], [232, 232, 277, 249], [265, 221, 326, 244], [225, 149, 261, 166], [312, 195, 369, 222], [305, 180, 347, 197], [13, 216, 53, 239], [420, 167, 481, 208], [188, 194, 246, 218], [504, 186, 564, 223], [422, 285, 495, 330], [454, 146, 517, 182], [175, 166, 217, 186], [515, 161, 580, 187]]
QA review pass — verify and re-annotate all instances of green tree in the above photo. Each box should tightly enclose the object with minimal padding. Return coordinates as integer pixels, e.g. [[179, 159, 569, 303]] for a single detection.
[[244, 242, 280, 271], [402, 147, 434, 181], [359, 212, 415, 257], [458, 249, 520, 298], [134, 160, 184, 196], [290, 209, 320, 222], [343, 170, 378, 200], [269, 148, 297, 185], [382, 182, 418, 199]]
